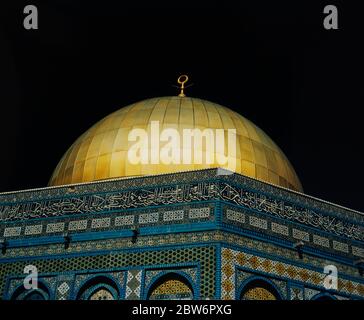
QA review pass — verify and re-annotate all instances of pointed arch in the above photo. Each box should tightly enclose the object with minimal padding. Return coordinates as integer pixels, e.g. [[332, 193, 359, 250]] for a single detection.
[[146, 272, 194, 300], [11, 281, 50, 300], [238, 276, 283, 300], [76, 275, 120, 300]]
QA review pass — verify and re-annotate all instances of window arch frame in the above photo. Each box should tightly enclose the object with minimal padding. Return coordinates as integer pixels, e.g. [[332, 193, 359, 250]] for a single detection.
[[144, 271, 196, 300], [236, 275, 284, 300], [75, 275, 121, 300], [10, 280, 51, 300]]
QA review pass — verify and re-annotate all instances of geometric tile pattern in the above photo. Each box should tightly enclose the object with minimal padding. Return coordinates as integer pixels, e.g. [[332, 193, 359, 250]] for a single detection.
[[271, 222, 289, 236], [242, 287, 277, 300], [226, 209, 245, 224], [352, 246, 364, 258], [115, 215, 135, 226], [46, 222, 65, 234], [1, 205, 213, 240], [1, 228, 362, 301], [289, 286, 304, 300], [163, 210, 184, 222], [0, 245, 216, 299], [24, 224, 43, 236], [312, 235, 330, 248], [333, 241, 349, 253], [139, 213, 159, 224], [1, 168, 363, 302], [249, 216, 268, 229], [189, 208, 210, 219], [56, 282, 70, 300], [3, 227, 21, 237], [68, 220, 88, 231], [125, 270, 142, 299], [221, 247, 364, 299], [91, 218, 111, 229], [292, 229, 310, 242], [304, 288, 320, 300]]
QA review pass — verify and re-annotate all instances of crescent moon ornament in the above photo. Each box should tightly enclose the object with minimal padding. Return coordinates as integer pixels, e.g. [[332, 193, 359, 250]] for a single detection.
[[177, 74, 189, 97]]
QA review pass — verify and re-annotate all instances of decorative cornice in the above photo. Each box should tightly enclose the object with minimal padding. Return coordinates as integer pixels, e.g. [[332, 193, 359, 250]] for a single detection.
[[0, 169, 363, 242]]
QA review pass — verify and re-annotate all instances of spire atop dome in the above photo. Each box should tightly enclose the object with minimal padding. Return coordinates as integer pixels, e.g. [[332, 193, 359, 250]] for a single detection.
[[177, 74, 189, 97]]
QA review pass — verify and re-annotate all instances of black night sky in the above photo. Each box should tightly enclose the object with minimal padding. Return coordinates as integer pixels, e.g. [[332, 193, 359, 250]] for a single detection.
[[1, 1, 363, 211]]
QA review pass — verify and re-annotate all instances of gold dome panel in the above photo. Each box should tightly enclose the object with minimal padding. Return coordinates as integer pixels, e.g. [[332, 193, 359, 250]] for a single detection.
[[49, 96, 303, 192]]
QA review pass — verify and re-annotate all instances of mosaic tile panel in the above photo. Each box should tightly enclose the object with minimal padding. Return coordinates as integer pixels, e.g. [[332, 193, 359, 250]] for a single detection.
[[24, 225, 43, 236], [226, 209, 246, 224], [125, 270, 142, 299], [352, 246, 364, 258], [220, 247, 364, 299], [292, 229, 310, 242], [333, 241, 349, 253], [138, 213, 159, 224], [0, 246, 216, 299], [46, 222, 65, 234], [163, 210, 184, 222], [56, 281, 70, 300], [249, 216, 268, 230], [3, 227, 21, 237], [271, 222, 289, 236], [313, 235, 330, 248], [304, 288, 320, 300], [91, 218, 111, 229], [115, 215, 135, 226], [68, 220, 88, 231], [242, 287, 277, 300], [0, 204, 214, 241], [189, 208, 210, 219], [290, 286, 304, 300]]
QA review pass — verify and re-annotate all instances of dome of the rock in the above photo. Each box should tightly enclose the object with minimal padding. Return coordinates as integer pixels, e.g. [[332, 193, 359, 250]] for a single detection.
[[49, 96, 303, 192]]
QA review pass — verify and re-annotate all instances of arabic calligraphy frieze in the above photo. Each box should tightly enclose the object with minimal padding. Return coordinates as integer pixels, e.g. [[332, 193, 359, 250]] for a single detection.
[[218, 183, 364, 242], [0, 183, 219, 222], [0, 168, 363, 225], [0, 181, 363, 242]]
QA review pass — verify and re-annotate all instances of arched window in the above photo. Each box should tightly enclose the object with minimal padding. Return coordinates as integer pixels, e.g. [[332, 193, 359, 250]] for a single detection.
[[76, 276, 119, 300], [240, 278, 281, 300], [147, 273, 194, 300], [11, 282, 50, 300]]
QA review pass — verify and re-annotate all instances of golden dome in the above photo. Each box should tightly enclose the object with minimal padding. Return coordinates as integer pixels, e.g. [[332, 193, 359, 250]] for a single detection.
[[49, 96, 303, 192]]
